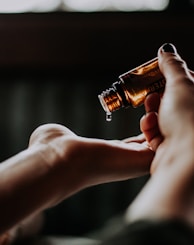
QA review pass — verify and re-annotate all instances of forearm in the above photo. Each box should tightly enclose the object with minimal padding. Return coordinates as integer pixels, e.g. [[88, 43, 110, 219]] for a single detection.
[[0, 125, 154, 235], [0, 145, 72, 234]]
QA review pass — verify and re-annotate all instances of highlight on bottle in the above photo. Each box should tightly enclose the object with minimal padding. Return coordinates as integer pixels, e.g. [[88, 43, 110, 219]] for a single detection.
[[98, 57, 165, 121]]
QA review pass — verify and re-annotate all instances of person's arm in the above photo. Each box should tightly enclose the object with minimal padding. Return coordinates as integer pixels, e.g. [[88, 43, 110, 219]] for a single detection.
[[100, 43, 194, 245], [125, 43, 194, 228], [0, 124, 154, 237]]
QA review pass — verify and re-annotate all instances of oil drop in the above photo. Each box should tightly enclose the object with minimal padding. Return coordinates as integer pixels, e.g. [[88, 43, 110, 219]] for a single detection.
[[106, 112, 112, 122]]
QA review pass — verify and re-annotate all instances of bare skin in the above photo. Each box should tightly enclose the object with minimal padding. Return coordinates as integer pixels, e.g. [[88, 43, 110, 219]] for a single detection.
[[126, 43, 194, 229], [0, 124, 154, 238]]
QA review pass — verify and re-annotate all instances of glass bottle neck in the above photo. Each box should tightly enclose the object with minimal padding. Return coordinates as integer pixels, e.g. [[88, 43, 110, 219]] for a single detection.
[[98, 81, 131, 113]]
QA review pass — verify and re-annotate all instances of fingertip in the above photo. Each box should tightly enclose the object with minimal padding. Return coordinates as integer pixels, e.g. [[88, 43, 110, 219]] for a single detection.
[[144, 93, 160, 113], [140, 112, 162, 152], [157, 42, 190, 86], [157, 43, 178, 63], [161, 43, 177, 54], [140, 111, 158, 133], [158, 42, 177, 56]]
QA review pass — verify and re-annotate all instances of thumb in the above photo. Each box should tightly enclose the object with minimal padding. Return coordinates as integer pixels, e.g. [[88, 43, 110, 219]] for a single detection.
[[157, 43, 194, 128], [158, 43, 193, 88]]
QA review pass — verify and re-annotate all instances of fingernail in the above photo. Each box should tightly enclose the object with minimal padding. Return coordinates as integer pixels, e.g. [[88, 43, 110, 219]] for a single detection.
[[162, 43, 176, 53]]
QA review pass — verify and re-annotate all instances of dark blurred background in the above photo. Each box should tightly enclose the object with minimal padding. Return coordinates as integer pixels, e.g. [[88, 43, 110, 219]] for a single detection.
[[0, 0, 194, 238]]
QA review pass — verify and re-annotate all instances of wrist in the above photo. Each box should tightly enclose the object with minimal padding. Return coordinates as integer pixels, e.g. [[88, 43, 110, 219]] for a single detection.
[[126, 138, 194, 226], [41, 136, 91, 200]]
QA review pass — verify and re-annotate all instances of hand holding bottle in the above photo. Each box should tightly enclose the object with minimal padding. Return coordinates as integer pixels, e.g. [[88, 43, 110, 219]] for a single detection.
[[141, 43, 194, 172], [126, 43, 194, 228]]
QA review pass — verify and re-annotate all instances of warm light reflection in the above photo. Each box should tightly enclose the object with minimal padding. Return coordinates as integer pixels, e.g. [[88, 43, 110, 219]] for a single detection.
[[0, 0, 169, 13]]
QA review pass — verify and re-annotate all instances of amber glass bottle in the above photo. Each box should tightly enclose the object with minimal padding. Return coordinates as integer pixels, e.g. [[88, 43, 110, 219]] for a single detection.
[[98, 57, 165, 119]]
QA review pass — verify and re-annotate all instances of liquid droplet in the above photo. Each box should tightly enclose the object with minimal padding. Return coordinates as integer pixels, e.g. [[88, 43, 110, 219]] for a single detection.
[[106, 112, 112, 122]]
